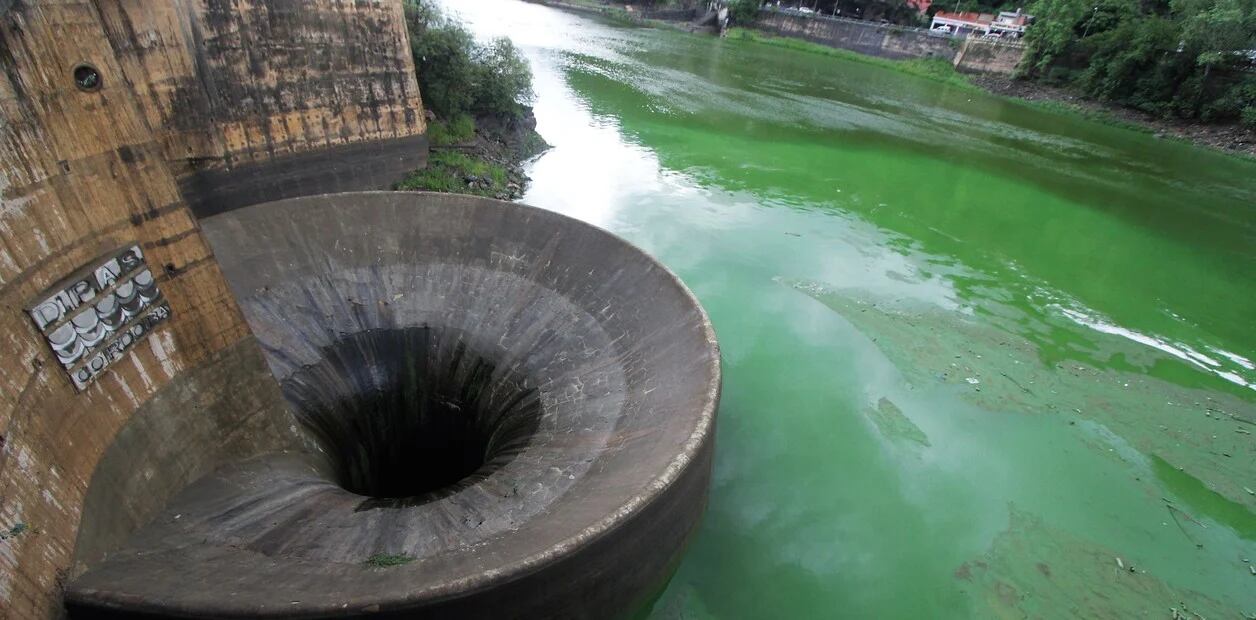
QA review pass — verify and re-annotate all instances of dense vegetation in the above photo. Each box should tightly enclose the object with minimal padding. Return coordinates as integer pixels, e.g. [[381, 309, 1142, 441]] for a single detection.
[[398, 1, 542, 198], [402, 1, 534, 120], [1021, 0, 1255, 125]]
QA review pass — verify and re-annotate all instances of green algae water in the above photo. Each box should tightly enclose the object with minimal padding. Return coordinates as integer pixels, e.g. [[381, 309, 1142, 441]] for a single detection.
[[442, 2, 1256, 616]]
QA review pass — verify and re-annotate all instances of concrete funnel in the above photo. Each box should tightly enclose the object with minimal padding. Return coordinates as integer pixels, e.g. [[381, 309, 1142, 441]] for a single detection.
[[66, 192, 721, 618]]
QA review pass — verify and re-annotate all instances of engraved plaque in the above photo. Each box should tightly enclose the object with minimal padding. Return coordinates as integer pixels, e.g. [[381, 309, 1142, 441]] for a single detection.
[[27, 245, 171, 390]]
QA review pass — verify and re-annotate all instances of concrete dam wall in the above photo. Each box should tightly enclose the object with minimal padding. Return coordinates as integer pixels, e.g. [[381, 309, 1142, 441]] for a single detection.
[[0, 1, 425, 617], [96, 0, 428, 216]]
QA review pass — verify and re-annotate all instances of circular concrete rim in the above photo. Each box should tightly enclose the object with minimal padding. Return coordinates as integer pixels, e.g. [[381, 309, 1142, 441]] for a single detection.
[[369, 192, 718, 589], [212, 192, 723, 613], [358, 192, 723, 605]]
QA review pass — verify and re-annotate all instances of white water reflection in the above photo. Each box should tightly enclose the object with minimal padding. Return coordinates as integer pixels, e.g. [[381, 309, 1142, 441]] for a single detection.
[[1057, 305, 1254, 390]]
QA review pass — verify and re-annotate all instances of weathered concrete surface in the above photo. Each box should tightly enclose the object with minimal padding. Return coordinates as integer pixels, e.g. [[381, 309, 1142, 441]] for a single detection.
[[0, 2, 426, 617], [179, 133, 429, 218], [0, 3, 278, 617], [65, 192, 722, 618], [95, 0, 426, 171], [69, 339, 310, 574], [953, 38, 1026, 75], [96, 0, 428, 214]]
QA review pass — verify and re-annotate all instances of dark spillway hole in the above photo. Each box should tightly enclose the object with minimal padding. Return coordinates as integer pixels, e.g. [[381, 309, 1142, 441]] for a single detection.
[[282, 327, 542, 503]]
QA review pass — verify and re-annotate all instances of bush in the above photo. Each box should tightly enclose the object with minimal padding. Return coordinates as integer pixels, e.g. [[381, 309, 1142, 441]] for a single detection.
[[1022, 0, 1256, 122], [395, 151, 510, 197], [728, 0, 760, 24], [404, 1, 534, 119], [471, 39, 533, 118], [1242, 106, 1256, 128], [426, 114, 476, 146], [1198, 75, 1256, 122]]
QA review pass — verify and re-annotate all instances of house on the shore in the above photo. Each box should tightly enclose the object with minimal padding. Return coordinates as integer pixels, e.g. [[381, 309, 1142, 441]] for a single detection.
[[931, 9, 1032, 38]]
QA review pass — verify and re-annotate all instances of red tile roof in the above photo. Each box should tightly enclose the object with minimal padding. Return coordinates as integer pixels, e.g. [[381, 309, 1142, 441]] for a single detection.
[[933, 11, 994, 25]]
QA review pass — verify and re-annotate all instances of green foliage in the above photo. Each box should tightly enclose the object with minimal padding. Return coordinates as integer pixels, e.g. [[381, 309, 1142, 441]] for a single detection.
[[395, 151, 510, 197], [1022, 0, 1256, 122], [404, 1, 535, 119], [728, 0, 762, 23], [1021, 0, 1091, 72], [364, 553, 415, 568], [1204, 75, 1256, 121], [427, 115, 476, 146], [473, 39, 534, 117], [1242, 105, 1256, 127]]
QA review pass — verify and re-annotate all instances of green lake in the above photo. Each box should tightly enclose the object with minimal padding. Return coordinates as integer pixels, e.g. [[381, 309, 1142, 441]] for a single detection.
[[444, 2, 1256, 616]]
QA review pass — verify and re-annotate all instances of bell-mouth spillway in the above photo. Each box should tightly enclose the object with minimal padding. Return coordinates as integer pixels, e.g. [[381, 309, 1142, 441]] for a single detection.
[[288, 326, 545, 504], [65, 192, 721, 618]]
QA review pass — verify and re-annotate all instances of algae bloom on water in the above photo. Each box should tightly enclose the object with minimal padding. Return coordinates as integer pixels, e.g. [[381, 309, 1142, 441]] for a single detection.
[[442, 1, 1256, 617]]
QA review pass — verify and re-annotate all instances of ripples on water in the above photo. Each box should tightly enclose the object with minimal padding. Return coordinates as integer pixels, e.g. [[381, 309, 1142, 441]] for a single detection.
[[439, 2, 1256, 616]]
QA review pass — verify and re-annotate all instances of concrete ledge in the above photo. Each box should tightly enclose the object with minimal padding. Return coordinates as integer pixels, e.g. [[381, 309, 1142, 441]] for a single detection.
[[179, 133, 429, 219]]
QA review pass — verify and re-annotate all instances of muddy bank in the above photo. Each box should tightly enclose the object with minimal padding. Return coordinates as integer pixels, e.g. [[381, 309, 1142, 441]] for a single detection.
[[972, 75, 1256, 158]]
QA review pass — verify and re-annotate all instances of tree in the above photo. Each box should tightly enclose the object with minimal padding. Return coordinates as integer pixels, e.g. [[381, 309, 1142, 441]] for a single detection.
[[1021, 0, 1256, 121], [404, 1, 535, 119]]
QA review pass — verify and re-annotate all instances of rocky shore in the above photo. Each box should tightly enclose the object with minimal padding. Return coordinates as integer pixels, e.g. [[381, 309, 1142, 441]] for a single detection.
[[397, 110, 550, 200], [469, 111, 551, 200]]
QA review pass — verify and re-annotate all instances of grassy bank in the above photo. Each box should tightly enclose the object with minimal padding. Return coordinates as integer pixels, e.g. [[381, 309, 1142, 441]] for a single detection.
[[396, 150, 510, 196], [724, 28, 975, 91], [425, 114, 476, 146], [395, 116, 534, 199]]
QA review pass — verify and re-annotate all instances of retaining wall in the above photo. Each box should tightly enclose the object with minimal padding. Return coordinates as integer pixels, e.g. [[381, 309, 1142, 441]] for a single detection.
[[953, 37, 1026, 75], [755, 9, 957, 61], [753, 9, 1025, 75]]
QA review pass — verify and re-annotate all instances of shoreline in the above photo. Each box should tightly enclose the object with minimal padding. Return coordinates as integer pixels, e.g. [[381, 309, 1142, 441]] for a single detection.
[[971, 75, 1256, 159], [396, 111, 550, 200], [724, 18, 1255, 159], [528, 2, 1255, 160], [727, 27, 1255, 160]]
